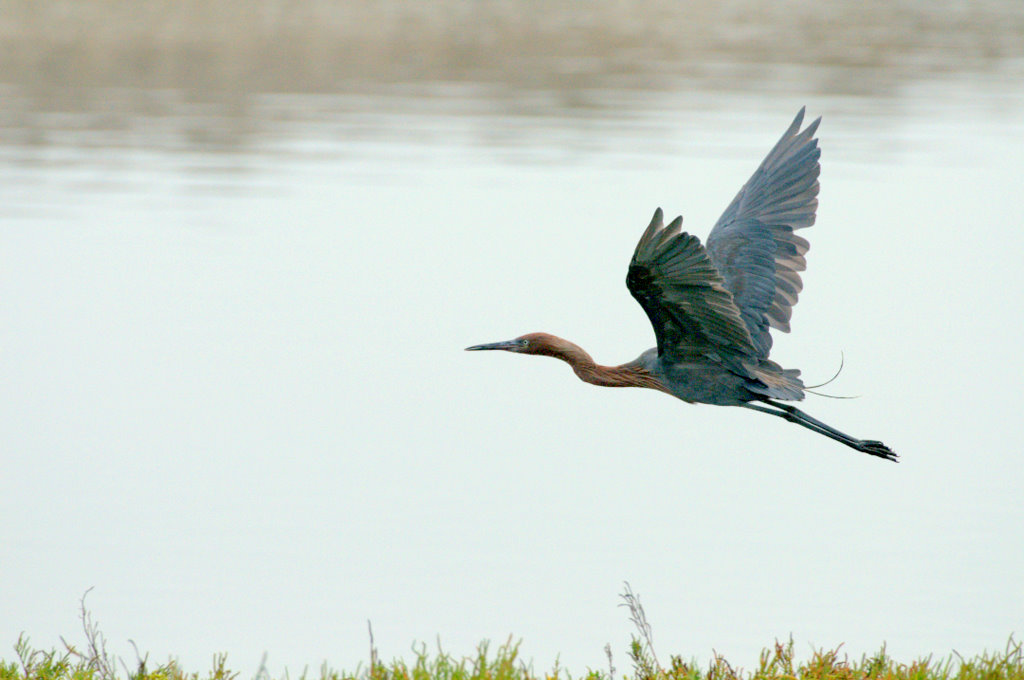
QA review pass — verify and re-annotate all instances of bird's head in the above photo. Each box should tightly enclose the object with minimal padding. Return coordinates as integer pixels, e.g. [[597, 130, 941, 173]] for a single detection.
[[465, 332, 566, 356]]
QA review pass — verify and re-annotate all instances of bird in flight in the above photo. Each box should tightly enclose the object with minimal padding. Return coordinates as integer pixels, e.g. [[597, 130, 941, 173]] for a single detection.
[[467, 108, 896, 461]]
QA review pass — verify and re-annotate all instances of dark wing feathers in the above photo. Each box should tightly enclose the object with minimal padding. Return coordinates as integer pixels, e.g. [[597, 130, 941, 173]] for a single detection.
[[627, 208, 758, 361], [705, 107, 822, 357], [625, 109, 822, 364]]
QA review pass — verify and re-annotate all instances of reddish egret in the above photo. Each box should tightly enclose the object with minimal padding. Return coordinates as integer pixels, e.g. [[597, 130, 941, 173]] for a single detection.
[[467, 108, 896, 461]]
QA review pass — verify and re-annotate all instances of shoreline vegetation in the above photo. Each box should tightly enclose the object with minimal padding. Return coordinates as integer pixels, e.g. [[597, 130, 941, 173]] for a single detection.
[[4, 589, 1021, 680], [2, 0, 1022, 156], [2, 0, 1023, 95], [2, 0, 1023, 117]]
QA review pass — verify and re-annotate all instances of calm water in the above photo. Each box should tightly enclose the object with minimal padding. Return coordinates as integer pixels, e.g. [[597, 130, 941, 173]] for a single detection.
[[2, 1, 1024, 676]]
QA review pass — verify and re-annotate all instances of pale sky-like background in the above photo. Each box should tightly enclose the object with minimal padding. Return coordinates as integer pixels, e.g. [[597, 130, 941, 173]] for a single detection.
[[2, 1, 1023, 677]]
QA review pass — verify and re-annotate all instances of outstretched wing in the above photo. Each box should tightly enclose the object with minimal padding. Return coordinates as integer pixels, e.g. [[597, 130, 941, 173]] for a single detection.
[[705, 107, 821, 358], [627, 208, 759, 361]]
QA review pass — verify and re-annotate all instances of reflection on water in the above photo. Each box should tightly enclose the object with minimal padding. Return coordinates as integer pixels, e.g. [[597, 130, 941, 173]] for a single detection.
[[1, 0, 1023, 160]]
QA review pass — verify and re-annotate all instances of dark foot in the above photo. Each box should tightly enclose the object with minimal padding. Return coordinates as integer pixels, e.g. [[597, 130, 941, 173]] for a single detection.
[[858, 440, 898, 462]]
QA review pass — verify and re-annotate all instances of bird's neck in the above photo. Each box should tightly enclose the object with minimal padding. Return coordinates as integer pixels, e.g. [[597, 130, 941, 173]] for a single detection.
[[541, 338, 663, 390]]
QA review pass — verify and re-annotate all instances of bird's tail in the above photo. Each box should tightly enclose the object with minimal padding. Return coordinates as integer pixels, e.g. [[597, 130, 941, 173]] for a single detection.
[[745, 360, 805, 401]]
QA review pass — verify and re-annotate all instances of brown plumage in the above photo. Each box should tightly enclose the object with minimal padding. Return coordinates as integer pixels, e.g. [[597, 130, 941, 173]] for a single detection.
[[501, 333, 671, 392], [467, 109, 896, 462]]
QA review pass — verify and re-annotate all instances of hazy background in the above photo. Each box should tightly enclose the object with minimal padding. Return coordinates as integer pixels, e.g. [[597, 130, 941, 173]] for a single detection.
[[2, 0, 1023, 676]]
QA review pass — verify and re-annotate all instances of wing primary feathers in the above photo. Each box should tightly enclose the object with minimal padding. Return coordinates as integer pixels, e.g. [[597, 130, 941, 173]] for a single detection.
[[704, 108, 823, 357], [628, 213, 759, 362]]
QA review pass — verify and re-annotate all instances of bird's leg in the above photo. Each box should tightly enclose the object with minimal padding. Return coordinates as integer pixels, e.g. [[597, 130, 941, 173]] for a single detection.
[[774, 401, 897, 461], [742, 400, 897, 462], [767, 400, 874, 443], [742, 402, 855, 447]]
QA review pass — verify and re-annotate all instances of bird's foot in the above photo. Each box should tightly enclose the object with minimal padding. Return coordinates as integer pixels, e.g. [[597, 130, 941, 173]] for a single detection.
[[858, 440, 898, 462]]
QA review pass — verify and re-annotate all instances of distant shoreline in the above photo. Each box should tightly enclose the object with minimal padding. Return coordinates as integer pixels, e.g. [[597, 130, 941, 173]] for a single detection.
[[2, 0, 1021, 96]]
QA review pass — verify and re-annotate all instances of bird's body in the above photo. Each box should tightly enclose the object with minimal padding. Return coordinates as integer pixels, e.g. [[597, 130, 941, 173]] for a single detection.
[[468, 109, 896, 461]]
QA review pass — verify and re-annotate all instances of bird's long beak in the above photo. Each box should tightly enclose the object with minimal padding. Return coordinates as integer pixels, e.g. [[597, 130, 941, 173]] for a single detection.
[[465, 339, 520, 351]]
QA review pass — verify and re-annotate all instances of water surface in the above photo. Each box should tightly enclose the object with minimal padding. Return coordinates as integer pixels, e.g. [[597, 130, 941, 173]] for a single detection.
[[2, 1, 1023, 676]]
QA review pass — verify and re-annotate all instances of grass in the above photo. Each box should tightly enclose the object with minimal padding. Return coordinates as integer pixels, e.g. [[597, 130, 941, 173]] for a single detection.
[[3, 587, 1021, 680]]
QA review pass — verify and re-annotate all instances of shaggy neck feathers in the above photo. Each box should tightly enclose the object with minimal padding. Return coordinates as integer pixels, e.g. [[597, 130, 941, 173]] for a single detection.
[[522, 333, 665, 391]]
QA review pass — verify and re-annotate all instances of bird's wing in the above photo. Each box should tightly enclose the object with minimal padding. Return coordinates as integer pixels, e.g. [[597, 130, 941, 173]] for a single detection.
[[627, 208, 759, 361], [705, 107, 821, 358]]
